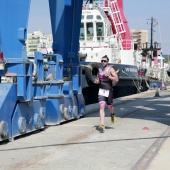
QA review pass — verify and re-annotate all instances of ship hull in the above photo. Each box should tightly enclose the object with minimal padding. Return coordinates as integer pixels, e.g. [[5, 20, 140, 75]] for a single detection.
[[81, 62, 149, 105]]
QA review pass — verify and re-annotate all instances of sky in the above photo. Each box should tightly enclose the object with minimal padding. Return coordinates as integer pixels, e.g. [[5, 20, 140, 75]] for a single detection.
[[123, 0, 170, 55], [28, 0, 170, 54]]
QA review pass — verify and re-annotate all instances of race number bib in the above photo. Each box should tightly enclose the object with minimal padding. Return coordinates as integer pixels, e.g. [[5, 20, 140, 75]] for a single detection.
[[98, 88, 109, 97]]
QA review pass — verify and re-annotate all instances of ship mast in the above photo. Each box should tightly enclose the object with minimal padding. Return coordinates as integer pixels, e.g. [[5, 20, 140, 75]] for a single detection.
[[141, 17, 161, 71], [150, 17, 154, 50]]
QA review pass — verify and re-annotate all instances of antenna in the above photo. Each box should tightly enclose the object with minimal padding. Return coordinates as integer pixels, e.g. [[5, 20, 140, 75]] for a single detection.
[[147, 17, 158, 50], [150, 17, 154, 49], [141, 16, 161, 69]]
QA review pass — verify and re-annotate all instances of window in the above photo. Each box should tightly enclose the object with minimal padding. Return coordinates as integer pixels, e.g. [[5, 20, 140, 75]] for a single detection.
[[96, 15, 102, 20], [87, 15, 93, 19], [96, 22, 104, 40], [86, 22, 93, 41], [80, 23, 85, 40]]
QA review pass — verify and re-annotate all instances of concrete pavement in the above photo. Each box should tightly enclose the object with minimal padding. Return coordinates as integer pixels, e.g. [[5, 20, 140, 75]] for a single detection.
[[147, 135, 170, 170], [86, 88, 170, 170], [0, 88, 170, 170]]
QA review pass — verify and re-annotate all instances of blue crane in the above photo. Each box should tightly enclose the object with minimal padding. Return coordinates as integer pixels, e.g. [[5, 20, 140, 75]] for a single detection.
[[0, 0, 85, 141]]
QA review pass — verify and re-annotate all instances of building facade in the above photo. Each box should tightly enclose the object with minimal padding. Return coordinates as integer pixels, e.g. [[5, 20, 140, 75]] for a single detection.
[[26, 31, 53, 57], [130, 29, 148, 50]]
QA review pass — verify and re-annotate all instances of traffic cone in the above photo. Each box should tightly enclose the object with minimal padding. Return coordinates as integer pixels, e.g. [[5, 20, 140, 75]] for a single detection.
[[154, 86, 160, 97], [160, 79, 167, 91], [143, 126, 150, 130]]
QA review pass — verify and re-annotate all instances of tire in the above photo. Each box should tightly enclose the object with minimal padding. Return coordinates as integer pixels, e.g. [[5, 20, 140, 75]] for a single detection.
[[85, 62, 101, 83], [84, 63, 119, 86]]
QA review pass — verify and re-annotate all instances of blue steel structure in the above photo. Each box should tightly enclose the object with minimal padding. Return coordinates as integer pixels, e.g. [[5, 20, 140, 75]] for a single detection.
[[0, 0, 85, 141]]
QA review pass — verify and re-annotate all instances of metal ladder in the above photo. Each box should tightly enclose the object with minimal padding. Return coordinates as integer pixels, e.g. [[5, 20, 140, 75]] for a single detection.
[[109, 0, 126, 40]]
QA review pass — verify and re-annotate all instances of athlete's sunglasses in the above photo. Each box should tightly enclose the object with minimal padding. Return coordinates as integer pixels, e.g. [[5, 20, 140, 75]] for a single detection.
[[101, 60, 108, 63]]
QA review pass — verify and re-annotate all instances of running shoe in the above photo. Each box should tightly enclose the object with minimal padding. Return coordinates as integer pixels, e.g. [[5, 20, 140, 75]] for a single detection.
[[111, 114, 116, 123], [98, 125, 105, 132]]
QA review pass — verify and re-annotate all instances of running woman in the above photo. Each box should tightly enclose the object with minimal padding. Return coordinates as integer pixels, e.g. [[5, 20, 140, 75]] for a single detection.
[[94, 55, 119, 131]]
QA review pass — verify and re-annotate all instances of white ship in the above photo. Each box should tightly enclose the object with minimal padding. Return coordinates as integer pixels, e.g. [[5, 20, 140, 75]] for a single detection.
[[79, 0, 136, 66], [79, 0, 169, 105], [79, 0, 151, 105]]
